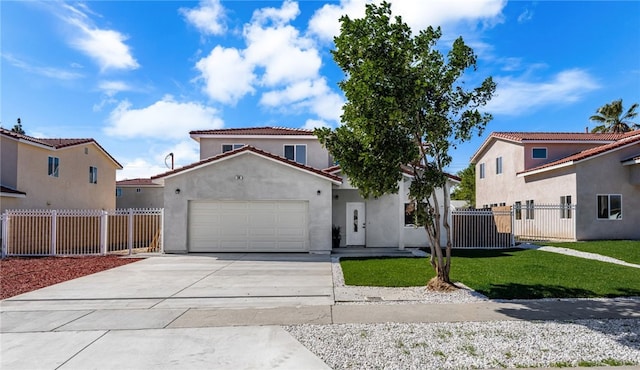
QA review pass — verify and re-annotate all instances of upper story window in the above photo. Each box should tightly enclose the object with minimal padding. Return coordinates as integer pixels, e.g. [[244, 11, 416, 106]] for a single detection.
[[48, 156, 59, 177], [116, 188, 122, 197], [597, 194, 622, 220], [222, 144, 244, 153], [496, 157, 503, 174], [479, 163, 485, 179], [532, 147, 547, 159], [89, 166, 98, 184], [284, 144, 306, 165]]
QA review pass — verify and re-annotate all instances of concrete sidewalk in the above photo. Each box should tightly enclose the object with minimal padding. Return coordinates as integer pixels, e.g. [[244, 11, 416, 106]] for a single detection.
[[2, 252, 639, 369]]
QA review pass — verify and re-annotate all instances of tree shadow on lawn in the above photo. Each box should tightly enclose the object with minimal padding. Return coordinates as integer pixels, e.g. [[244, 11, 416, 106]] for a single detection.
[[488, 283, 640, 352]]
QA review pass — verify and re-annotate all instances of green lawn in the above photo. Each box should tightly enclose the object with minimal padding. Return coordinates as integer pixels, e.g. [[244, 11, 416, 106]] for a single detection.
[[540, 240, 640, 265], [340, 248, 640, 299]]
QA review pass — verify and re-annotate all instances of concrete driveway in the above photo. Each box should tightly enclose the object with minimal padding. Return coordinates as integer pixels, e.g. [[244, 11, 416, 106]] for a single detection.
[[1, 253, 334, 369]]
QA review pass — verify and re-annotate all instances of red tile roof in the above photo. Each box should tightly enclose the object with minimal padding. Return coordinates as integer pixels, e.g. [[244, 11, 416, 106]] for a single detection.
[[116, 178, 161, 186], [190, 126, 315, 136], [152, 145, 342, 183], [0, 128, 122, 169], [518, 132, 640, 175], [490, 132, 630, 142]]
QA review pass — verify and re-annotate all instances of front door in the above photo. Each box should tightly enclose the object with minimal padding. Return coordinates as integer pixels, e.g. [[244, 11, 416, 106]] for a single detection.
[[346, 202, 366, 246]]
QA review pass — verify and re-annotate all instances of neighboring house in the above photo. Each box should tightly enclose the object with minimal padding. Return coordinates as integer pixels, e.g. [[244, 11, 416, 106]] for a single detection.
[[151, 127, 459, 254], [116, 178, 164, 209], [0, 128, 122, 212], [471, 130, 640, 240]]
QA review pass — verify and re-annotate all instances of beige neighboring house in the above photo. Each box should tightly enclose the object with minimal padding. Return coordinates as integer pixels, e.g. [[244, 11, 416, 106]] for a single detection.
[[0, 128, 122, 213], [471, 130, 640, 240], [116, 178, 164, 209], [151, 126, 459, 254]]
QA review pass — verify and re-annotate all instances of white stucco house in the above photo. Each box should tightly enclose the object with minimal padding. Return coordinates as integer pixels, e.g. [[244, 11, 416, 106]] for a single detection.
[[151, 127, 459, 254]]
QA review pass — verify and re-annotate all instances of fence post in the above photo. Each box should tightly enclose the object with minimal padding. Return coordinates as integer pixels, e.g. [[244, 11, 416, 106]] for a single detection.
[[100, 210, 108, 255], [1, 212, 7, 258], [128, 208, 134, 255], [50, 210, 57, 256], [159, 208, 164, 253]]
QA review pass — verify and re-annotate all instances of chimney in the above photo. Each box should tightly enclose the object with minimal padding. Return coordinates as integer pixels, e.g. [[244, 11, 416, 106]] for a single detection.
[[585, 126, 588, 133]]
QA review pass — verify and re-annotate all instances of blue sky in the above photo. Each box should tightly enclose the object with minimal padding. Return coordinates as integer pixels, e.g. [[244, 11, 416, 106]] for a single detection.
[[2, 0, 639, 180]]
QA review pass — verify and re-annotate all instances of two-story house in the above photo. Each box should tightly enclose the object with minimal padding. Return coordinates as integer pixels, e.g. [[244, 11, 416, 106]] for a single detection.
[[151, 127, 459, 254], [471, 130, 640, 240], [0, 128, 122, 212]]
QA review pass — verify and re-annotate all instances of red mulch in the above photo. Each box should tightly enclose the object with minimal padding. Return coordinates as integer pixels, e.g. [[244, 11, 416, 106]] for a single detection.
[[0, 255, 142, 300]]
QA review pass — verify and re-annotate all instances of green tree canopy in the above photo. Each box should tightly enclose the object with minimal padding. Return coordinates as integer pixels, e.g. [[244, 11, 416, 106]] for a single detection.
[[451, 163, 475, 208], [315, 2, 495, 288], [589, 99, 639, 133]]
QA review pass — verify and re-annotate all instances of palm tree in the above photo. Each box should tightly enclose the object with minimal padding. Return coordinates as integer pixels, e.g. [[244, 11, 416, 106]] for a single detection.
[[589, 99, 639, 133]]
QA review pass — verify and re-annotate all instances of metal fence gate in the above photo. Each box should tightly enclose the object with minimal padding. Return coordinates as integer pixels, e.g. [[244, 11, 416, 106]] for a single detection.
[[1, 208, 163, 257]]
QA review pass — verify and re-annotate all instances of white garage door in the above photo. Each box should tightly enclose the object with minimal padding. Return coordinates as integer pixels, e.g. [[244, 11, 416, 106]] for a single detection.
[[188, 200, 309, 252]]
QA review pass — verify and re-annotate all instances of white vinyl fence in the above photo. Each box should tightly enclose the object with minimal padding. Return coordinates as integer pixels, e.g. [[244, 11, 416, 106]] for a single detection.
[[1, 208, 163, 257], [452, 204, 577, 248]]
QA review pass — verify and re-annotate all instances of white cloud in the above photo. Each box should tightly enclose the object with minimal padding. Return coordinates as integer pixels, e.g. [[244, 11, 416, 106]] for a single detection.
[[116, 140, 201, 181], [104, 95, 224, 139], [308, 0, 506, 42], [251, 0, 300, 26], [485, 69, 601, 116], [302, 119, 331, 130], [260, 78, 343, 121], [98, 80, 133, 97], [194, 46, 256, 105], [2, 53, 83, 80], [518, 8, 534, 23], [117, 158, 168, 181], [180, 0, 226, 36], [60, 3, 139, 71]]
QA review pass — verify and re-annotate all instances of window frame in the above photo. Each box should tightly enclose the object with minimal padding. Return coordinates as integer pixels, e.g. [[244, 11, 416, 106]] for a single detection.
[[89, 166, 98, 184], [116, 188, 122, 197], [479, 163, 485, 179], [222, 143, 244, 153], [597, 194, 622, 220], [532, 147, 547, 159], [283, 144, 307, 165], [496, 157, 503, 175], [525, 199, 534, 220], [514, 201, 522, 220], [48, 156, 60, 177], [560, 195, 572, 219]]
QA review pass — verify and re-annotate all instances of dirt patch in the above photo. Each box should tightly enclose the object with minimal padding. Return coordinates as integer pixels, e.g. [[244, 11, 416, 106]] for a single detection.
[[0, 255, 142, 300]]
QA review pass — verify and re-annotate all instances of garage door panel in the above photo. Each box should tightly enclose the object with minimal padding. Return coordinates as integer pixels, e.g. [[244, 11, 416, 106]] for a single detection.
[[189, 200, 308, 252]]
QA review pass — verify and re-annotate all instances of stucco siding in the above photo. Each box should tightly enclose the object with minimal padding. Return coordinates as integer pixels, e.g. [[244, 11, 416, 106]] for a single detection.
[[162, 153, 333, 253], [575, 146, 640, 240], [198, 137, 332, 169], [523, 142, 605, 170], [13, 143, 116, 210], [1, 136, 19, 189], [476, 139, 525, 207], [116, 186, 164, 208]]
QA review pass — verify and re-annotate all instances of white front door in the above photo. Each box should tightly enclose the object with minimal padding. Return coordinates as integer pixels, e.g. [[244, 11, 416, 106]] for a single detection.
[[346, 202, 366, 246]]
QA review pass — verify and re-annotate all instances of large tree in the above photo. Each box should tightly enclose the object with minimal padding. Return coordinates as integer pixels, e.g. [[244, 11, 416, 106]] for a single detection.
[[316, 2, 495, 290], [589, 99, 639, 133], [451, 163, 475, 208]]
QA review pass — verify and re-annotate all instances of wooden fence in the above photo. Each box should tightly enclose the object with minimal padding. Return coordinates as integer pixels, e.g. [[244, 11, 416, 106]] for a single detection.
[[1, 208, 163, 257]]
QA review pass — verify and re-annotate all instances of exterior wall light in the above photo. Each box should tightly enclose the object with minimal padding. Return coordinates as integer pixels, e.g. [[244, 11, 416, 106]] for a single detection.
[[317, 190, 322, 195], [235, 175, 244, 180], [175, 188, 181, 194]]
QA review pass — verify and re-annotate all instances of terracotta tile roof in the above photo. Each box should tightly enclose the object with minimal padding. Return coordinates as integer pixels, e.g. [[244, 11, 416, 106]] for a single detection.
[[116, 178, 161, 186], [519, 132, 640, 175], [0, 128, 122, 169], [0, 185, 26, 196], [152, 145, 342, 183], [190, 126, 315, 136], [490, 131, 631, 142]]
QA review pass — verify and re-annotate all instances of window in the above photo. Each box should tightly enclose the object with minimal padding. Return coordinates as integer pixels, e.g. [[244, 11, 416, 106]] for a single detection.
[[404, 202, 426, 227], [499, 202, 506, 207], [496, 157, 503, 174], [525, 199, 534, 219], [514, 201, 522, 220], [222, 144, 244, 153], [116, 188, 122, 197], [89, 166, 98, 184], [136, 188, 142, 193], [532, 147, 547, 159], [48, 156, 59, 177], [479, 163, 485, 179], [597, 194, 622, 220], [560, 195, 572, 219], [284, 144, 306, 165]]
